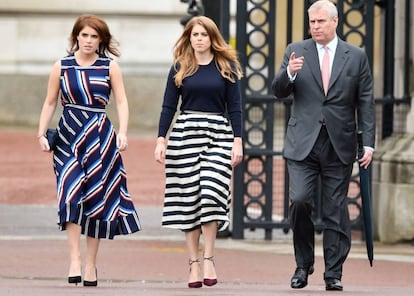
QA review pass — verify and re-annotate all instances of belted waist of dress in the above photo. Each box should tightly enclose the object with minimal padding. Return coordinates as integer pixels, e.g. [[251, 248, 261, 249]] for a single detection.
[[64, 104, 106, 113], [181, 110, 223, 116]]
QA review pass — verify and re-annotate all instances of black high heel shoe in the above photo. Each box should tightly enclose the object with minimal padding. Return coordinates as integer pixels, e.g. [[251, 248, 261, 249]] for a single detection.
[[68, 275, 82, 285], [83, 268, 98, 287]]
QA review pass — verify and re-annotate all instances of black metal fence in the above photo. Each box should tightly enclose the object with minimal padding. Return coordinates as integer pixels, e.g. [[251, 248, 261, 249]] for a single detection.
[[186, 0, 412, 240], [230, 0, 412, 240]]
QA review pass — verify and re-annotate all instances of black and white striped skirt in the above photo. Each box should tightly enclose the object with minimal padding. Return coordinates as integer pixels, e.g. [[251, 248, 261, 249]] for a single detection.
[[161, 112, 234, 232]]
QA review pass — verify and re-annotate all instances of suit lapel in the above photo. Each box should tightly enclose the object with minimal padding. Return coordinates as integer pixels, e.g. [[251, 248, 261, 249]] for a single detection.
[[303, 40, 322, 91], [328, 39, 349, 96]]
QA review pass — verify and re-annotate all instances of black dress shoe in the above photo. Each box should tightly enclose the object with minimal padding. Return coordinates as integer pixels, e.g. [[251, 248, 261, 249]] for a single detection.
[[290, 265, 314, 289], [325, 278, 343, 291]]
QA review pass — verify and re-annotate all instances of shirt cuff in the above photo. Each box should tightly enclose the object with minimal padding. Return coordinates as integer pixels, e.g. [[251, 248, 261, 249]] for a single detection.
[[287, 67, 297, 82], [364, 146, 374, 152]]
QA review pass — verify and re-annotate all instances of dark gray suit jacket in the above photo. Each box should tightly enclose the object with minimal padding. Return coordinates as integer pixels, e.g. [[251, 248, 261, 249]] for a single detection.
[[272, 38, 375, 165]]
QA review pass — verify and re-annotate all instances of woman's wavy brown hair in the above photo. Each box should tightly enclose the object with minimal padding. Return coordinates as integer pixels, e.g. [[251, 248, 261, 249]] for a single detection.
[[173, 16, 243, 87], [68, 14, 120, 57]]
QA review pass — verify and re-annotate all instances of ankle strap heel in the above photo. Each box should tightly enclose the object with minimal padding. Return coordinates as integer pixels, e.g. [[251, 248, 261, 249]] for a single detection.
[[203, 256, 218, 286], [188, 259, 202, 288]]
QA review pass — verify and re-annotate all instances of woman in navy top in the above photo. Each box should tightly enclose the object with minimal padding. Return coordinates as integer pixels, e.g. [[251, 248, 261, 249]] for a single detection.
[[154, 16, 243, 288]]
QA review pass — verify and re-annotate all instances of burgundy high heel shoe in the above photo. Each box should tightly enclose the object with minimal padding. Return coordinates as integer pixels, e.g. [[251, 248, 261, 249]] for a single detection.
[[188, 259, 202, 288], [203, 256, 218, 286]]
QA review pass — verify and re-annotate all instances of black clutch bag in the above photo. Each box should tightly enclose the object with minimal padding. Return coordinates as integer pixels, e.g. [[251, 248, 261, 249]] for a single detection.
[[46, 128, 58, 151]]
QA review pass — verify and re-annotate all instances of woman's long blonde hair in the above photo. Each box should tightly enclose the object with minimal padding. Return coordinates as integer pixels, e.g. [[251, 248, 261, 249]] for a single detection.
[[173, 16, 243, 87]]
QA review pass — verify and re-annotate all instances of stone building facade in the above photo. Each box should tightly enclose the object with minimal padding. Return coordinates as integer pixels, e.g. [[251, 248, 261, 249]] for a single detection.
[[0, 0, 193, 132]]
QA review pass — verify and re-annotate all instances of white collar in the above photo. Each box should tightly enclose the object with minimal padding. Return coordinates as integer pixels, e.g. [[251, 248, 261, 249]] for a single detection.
[[317, 36, 338, 51]]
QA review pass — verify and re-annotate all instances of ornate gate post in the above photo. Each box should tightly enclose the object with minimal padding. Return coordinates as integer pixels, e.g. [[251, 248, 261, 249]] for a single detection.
[[233, 0, 277, 239]]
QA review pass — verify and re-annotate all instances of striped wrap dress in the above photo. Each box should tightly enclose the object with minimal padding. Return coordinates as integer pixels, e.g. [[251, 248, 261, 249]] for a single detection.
[[53, 53, 141, 239]]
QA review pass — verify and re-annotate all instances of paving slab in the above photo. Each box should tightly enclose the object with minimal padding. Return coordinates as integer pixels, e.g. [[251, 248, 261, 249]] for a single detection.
[[1, 129, 414, 295]]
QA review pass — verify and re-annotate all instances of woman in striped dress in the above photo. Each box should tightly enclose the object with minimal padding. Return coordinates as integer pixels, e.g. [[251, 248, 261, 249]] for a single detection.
[[38, 15, 141, 286], [154, 16, 243, 288]]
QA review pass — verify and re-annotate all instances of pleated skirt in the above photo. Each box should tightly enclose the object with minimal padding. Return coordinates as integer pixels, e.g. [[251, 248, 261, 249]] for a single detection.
[[53, 104, 141, 239], [162, 112, 234, 232]]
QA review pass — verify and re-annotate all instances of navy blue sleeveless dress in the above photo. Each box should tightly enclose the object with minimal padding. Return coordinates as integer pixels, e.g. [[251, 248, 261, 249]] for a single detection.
[[53, 53, 141, 239]]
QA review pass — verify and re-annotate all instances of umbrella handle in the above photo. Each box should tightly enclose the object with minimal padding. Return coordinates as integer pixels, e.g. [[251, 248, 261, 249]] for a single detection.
[[357, 131, 364, 158]]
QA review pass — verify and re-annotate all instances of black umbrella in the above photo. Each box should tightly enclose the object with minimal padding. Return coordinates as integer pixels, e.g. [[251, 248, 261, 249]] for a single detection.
[[357, 131, 374, 267]]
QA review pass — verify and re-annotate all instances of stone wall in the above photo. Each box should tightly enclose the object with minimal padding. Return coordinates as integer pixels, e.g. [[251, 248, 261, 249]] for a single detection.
[[0, 73, 166, 134], [0, 0, 192, 133], [372, 134, 414, 243], [370, 0, 414, 244]]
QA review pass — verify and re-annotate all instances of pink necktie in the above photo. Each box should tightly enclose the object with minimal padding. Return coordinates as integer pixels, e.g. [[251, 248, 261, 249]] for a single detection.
[[322, 46, 330, 95]]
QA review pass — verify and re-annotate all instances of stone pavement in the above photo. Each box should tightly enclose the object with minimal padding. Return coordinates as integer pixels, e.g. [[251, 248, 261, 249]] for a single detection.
[[1, 129, 414, 295], [1, 204, 414, 296]]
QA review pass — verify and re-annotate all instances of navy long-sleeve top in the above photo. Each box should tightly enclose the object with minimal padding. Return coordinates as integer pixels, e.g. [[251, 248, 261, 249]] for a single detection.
[[157, 59, 242, 137]]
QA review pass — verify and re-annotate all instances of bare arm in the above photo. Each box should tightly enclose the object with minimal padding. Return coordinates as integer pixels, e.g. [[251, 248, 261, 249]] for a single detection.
[[37, 61, 61, 152], [110, 60, 129, 151]]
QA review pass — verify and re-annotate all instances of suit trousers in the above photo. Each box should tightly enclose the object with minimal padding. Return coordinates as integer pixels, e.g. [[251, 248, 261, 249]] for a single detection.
[[287, 126, 352, 280]]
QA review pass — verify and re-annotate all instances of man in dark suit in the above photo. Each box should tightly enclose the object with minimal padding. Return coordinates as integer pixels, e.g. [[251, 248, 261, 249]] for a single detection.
[[272, 0, 375, 291]]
